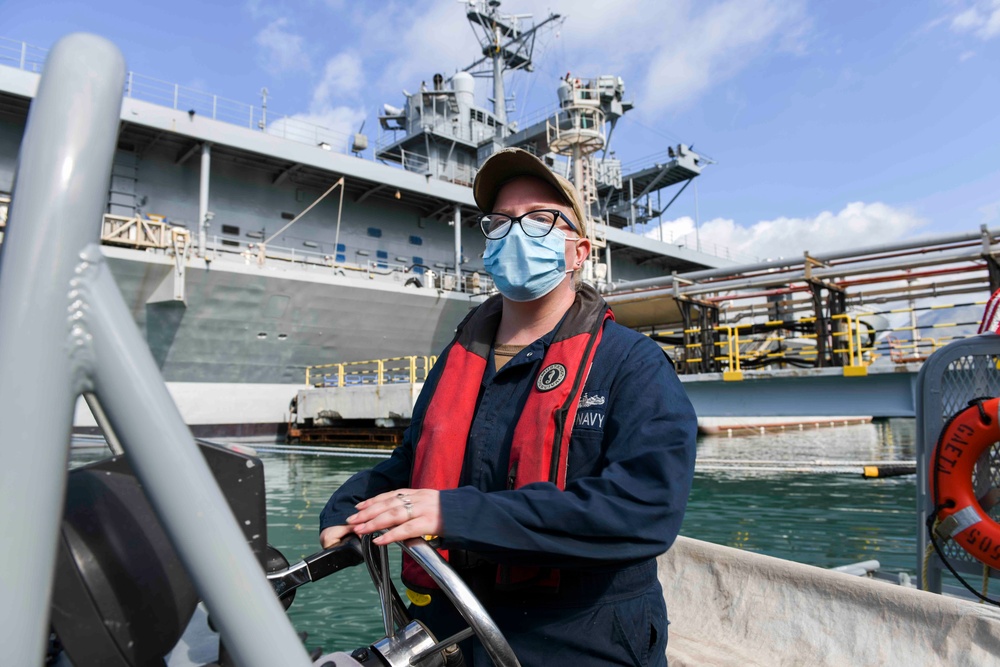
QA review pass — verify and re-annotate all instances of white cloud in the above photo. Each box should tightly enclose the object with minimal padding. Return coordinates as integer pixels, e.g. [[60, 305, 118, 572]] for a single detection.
[[269, 52, 367, 152], [360, 1, 478, 92], [640, 0, 809, 113], [267, 106, 367, 152], [359, 0, 809, 116], [255, 18, 309, 73], [951, 0, 1000, 40], [646, 202, 927, 261], [311, 53, 364, 109]]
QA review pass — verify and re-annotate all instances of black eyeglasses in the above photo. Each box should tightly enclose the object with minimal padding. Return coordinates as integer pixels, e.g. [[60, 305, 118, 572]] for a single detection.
[[479, 209, 580, 240]]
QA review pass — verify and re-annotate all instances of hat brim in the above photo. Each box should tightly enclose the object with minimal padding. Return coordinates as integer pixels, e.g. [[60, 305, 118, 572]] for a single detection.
[[473, 149, 586, 234]]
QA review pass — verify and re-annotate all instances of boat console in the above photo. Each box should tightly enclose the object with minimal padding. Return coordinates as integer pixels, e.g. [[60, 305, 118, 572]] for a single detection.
[[51, 441, 517, 666]]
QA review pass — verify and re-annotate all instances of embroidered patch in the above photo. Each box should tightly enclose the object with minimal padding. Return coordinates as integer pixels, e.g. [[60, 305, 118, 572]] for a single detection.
[[536, 363, 567, 392], [578, 392, 606, 408]]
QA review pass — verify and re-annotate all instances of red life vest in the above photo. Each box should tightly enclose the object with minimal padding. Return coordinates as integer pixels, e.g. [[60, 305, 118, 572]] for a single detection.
[[403, 286, 613, 592]]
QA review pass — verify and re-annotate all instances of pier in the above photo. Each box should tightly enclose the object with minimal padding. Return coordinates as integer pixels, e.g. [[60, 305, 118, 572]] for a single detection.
[[293, 224, 997, 437]]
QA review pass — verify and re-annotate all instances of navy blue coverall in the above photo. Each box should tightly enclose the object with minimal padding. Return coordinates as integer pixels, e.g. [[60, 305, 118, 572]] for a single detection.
[[320, 317, 697, 666]]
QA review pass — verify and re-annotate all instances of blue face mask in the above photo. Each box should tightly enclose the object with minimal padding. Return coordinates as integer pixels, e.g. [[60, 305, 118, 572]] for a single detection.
[[483, 220, 570, 302]]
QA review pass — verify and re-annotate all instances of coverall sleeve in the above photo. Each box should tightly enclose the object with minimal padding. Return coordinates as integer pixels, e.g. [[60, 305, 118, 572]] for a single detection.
[[318, 351, 445, 532], [438, 335, 697, 567]]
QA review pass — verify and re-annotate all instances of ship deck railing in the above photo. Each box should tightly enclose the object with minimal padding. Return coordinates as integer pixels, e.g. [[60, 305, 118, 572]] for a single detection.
[[91, 212, 497, 295]]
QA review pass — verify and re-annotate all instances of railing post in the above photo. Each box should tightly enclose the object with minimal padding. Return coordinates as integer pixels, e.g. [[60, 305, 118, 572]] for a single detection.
[[305, 365, 311, 386], [173, 83, 178, 109], [212, 94, 217, 119], [20, 41, 27, 69], [126, 70, 133, 97]]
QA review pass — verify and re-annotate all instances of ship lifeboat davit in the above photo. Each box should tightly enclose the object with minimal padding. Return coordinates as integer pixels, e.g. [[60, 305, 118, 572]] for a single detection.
[[931, 397, 1000, 566]]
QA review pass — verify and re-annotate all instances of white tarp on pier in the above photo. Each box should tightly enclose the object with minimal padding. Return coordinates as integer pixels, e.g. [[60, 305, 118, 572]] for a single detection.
[[660, 536, 1000, 666]]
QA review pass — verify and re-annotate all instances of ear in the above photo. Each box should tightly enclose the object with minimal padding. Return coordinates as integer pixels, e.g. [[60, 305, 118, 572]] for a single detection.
[[574, 237, 591, 268]]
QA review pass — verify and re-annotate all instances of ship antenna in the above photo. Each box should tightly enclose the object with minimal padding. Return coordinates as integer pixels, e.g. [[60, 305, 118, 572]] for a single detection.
[[462, 0, 562, 130]]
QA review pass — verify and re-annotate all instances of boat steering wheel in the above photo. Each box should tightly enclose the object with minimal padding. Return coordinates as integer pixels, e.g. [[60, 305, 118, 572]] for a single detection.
[[267, 534, 520, 666]]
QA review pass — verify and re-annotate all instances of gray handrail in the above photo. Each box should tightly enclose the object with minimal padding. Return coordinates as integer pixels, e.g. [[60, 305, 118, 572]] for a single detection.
[[0, 34, 311, 666]]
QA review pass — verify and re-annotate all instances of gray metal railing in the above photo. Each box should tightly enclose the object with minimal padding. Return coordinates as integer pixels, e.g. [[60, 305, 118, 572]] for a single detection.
[[0, 33, 312, 666]]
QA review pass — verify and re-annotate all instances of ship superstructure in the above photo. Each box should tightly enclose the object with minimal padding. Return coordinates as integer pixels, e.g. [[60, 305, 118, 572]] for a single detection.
[[0, 5, 731, 388]]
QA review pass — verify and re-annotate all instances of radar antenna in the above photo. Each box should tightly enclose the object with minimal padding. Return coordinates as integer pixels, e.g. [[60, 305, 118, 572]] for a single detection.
[[463, 0, 563, 127]]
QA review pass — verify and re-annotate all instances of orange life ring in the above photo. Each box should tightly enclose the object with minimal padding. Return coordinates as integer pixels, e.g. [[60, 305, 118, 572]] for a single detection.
[[932, 397, 1000, 566]]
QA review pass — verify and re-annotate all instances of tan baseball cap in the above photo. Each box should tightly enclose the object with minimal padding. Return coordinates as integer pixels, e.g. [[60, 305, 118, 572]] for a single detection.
[[473, 147, 588, 237]]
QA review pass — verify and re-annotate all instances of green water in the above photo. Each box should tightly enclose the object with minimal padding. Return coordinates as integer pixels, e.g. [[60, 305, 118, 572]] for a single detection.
[[68, 418, 919, 656], [258, 418, 919, 654]]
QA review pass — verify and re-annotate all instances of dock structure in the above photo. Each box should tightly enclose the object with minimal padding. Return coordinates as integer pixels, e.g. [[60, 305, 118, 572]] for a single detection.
[[605, 224, 998, 382], [293, 225, 998, 439]]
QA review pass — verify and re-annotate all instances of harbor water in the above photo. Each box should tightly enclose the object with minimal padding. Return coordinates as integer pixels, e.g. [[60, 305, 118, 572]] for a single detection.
[[71, 418, 918, 656]]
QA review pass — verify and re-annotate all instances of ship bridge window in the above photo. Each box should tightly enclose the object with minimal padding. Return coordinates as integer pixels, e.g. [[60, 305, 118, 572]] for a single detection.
[[376, 250, 388, 268], [280, 212, 295, 220], [336, 253, 346, 262], [336, 243, 346, 252], [409, 235, 423, 246], [412, 256, 424, 274], [222, 224, 239, 236], [221, 239, 240, 247], [367, 227, 382, 238]]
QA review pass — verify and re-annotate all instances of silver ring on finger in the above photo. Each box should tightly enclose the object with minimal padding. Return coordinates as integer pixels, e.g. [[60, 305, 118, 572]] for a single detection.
[[400, 497, 414, 520]]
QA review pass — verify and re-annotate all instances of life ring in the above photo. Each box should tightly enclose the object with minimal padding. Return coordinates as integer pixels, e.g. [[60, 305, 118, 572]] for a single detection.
[[932, 397, 1000, 566]]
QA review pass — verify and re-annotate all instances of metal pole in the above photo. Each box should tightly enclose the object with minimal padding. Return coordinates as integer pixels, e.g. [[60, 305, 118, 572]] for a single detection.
[[199, 142, 211, 257], [629, 178, 635, 233], [605, 240, 612, 284], [83, 392, 124, 455], [658, 189, 663, 243], [493, 51, 506, 127], [87, 265, 311, 667], [454, 204, 462, 287], [694, 179, 701, 253], [0, 33, 126, 665], [606, 227, 1000, 293]]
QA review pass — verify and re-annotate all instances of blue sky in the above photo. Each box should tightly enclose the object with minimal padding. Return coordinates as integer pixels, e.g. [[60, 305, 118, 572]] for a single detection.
[[2, 0, 999, 261]]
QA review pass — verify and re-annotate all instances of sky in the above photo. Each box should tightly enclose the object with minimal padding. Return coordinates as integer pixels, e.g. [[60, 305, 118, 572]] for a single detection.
[[2, 0, 999, 263]]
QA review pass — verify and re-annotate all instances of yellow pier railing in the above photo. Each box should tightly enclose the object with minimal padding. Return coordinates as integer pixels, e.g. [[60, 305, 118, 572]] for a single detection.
[[305, 355, 437, 387]]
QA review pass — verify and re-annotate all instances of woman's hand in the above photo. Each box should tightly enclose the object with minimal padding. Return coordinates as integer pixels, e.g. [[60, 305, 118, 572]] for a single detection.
[[348, 488, 442, 546], [319, 524, 354, 549]]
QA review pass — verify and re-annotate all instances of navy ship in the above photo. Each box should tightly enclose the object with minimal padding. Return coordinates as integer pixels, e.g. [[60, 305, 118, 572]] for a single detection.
[[0, 3, 729, 404]]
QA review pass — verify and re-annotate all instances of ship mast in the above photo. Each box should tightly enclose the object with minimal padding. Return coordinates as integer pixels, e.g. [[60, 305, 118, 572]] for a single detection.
[[464, 0, 562, 130]]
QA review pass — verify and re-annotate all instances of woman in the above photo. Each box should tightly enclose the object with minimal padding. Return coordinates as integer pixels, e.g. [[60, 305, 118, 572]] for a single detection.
[[320, 148, 697, 666]]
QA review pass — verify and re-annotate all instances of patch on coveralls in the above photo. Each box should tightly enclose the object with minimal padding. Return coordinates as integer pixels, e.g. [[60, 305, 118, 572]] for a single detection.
[[536, 363, 567, 391]]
